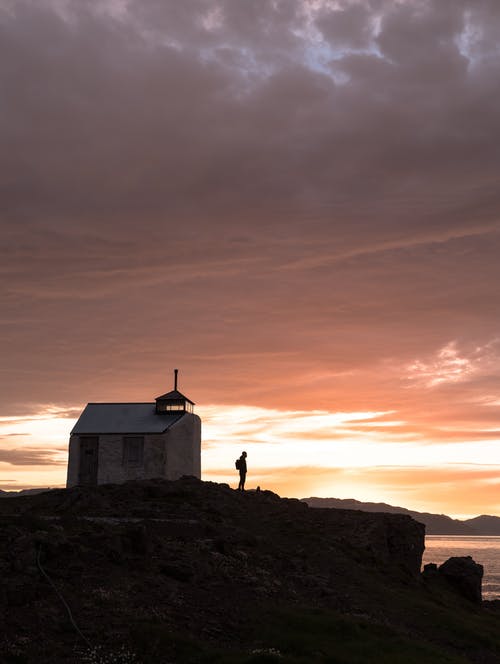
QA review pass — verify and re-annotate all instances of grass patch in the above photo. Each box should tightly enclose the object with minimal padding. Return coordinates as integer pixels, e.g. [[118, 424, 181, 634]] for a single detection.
[[251, 608, 469, 664], [128, 607, 473, 664], [384, 584, 500, 656]]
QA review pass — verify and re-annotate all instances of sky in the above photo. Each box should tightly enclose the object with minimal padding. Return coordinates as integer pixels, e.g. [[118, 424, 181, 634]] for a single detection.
[[1, 0, 500, 518]]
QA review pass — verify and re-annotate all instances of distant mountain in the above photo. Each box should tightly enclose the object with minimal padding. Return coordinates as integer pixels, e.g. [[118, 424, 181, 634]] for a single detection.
[[0, 488, 53, 498], [464, 515, 500, 536], [302, 497, 500, 535]]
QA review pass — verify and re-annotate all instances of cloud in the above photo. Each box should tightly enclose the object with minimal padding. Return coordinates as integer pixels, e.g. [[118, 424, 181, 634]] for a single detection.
[[1, 1, 500, 515], [0, 433, 31, 437], [405, 338, 500, 389], [3, 0, 500, 236], [407, 341, 476, 387], [0, 447, 67, 466], [0, 406, 83, 422]]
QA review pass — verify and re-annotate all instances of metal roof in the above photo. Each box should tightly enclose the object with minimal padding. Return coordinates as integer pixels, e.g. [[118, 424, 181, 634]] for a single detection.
[[71, 403, 184, 435], [155, 389, 195, 405]]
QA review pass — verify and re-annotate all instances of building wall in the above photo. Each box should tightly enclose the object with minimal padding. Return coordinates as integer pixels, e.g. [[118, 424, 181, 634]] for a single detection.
[[66, 435, 81, 487], [164, 413, 202, 480], [99, 434, 166, 485], [66, 412, 202, 487]]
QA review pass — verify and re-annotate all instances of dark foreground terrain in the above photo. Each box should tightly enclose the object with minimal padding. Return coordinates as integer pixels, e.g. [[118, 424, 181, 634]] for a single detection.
[[1, 477, 499, 663]]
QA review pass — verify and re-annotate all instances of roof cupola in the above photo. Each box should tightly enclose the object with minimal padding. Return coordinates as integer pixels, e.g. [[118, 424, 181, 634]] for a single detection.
[[155, 369, 194, 414]]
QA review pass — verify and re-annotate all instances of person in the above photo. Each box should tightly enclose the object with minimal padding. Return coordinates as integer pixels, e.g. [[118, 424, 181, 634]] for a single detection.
[[237, 451, 247, 491]]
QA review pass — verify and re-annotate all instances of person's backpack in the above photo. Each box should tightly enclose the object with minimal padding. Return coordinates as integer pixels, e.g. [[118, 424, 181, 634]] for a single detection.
[[235, 458, 241, 470]]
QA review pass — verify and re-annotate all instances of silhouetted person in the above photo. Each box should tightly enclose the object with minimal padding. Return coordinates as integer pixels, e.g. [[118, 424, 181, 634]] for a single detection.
[[236, 451, 247, 491]]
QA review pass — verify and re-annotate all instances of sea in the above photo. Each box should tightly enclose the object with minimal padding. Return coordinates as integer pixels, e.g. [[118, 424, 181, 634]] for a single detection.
[[423, 536, 500, 600]]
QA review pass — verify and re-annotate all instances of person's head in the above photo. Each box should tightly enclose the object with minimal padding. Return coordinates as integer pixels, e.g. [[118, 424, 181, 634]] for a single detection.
[[242, 451, 247, 457]]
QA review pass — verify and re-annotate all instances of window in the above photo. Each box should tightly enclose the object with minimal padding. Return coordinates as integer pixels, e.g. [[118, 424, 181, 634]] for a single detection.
[[123, 436, 144, 466], [156, 401, 188, 412]]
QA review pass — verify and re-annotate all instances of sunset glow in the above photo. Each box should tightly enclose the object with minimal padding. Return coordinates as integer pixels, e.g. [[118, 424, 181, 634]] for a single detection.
[[2, 1, 500, 518], [1, 402, 499, 518]]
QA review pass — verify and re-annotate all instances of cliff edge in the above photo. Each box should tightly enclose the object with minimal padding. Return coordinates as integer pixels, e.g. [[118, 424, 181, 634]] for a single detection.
[[1, 477, 499, 663]]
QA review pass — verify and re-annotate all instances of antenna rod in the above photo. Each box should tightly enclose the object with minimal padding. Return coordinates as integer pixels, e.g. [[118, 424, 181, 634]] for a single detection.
[[174, 368, 178, 391]]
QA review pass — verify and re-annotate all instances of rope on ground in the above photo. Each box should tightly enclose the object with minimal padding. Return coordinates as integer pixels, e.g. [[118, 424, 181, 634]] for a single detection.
[[36, 544, 92, 648]]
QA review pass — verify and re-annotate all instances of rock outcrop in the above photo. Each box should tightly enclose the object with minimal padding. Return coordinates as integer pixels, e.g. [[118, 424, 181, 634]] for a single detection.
[[438, 556, 484, 603], [423, 556, 484, 604]]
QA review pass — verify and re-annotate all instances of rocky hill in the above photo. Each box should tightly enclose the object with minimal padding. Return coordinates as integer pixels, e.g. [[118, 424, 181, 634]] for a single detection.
[[1, 477, 499, 663], [302, 497, 500, 535]]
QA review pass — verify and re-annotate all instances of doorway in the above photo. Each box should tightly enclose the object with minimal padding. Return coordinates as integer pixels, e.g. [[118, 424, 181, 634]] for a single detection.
[[79, 436, 99, 486]]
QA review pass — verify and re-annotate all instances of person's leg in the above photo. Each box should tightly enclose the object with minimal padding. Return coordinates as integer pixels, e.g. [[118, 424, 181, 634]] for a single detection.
[[241, 472, 246, 491]]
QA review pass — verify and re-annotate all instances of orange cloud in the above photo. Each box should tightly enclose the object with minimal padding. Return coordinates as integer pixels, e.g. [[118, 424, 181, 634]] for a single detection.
[[2, 1, 500, 518]]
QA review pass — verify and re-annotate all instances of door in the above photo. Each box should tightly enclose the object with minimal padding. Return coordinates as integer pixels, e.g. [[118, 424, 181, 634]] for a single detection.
[[79, 436, 99, 486]]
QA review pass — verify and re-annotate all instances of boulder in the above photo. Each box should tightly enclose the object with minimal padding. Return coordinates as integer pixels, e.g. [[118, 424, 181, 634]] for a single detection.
[[438, 556, 483, 603], [422, 562, 438, 578]]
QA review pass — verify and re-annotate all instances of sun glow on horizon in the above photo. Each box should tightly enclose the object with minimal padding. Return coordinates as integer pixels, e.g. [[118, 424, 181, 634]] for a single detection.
[[0, 402, 499, 517]]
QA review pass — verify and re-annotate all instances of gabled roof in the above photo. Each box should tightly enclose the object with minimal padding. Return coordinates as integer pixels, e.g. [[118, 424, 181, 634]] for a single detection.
[[71, 403, 184, 435], [155, 389, 195, 405]]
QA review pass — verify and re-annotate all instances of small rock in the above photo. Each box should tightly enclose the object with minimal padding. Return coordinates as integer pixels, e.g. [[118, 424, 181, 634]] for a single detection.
[[422, 562, 438, 578]]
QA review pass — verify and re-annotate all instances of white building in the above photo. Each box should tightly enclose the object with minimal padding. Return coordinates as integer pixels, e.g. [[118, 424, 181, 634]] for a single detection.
[[66, 371, 201, 487]]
